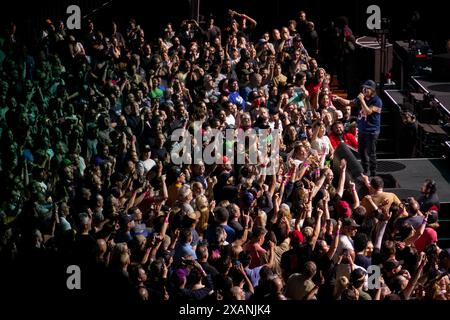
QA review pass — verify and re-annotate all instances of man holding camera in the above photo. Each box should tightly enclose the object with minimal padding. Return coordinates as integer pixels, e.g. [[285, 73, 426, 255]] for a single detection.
[[333, 80, 382, 177]]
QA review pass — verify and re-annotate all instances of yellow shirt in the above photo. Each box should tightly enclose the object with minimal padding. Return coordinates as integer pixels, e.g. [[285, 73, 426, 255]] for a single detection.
[[361, 191, 401, 216]]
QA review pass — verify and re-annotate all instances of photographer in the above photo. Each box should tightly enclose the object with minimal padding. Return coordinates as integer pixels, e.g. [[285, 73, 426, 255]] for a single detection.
[[333, 80, 382, 177]]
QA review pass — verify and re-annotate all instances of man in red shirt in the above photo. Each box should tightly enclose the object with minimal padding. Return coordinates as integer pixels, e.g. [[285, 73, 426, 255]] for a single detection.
[[328, 121, 358, 150]]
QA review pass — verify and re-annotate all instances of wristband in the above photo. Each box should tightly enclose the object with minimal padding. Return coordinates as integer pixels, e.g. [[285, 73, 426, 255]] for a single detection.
[[164, 215, 169, 223], [303, 162, 310, 168]]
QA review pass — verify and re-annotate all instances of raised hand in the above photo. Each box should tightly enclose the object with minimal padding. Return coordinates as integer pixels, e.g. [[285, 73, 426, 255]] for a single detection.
[[317, 207, 324, 218], [335, 220, 342, 233], [339, 158, 347, 172], [348, 181, 356, 191]]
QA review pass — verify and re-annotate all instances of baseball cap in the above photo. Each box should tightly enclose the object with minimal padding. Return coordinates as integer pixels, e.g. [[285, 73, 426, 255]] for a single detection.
[[289, 230, 304, 246], [336, 200, 352, 218], [342, 217, 359, 228], [350, 268, 367, 284], [119, 214, 132, 227], [383, 259, 404, 272], [242, 191, 255, 208], [362, 80, 376, 91], [168, 166, 184, 184]]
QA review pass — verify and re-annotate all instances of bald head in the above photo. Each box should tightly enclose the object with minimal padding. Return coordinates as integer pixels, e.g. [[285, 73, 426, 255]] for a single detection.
[[230, 286, 245, 300]]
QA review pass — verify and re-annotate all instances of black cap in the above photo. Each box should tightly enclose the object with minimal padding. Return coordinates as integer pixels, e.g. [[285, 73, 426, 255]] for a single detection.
[[119, 214, 132, 227], [342, 217, 360, 228], [167, 166, 184, 184], [350, 268, 367, 284], [362, 80, 377, 91], [383, 259, 403, 272]]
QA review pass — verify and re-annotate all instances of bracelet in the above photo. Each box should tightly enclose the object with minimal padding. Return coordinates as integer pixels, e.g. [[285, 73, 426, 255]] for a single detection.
[[303, 162, 310, 168]]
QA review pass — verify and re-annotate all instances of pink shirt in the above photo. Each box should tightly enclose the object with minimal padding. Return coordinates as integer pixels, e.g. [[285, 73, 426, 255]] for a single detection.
[[244, 242, 267, 268]]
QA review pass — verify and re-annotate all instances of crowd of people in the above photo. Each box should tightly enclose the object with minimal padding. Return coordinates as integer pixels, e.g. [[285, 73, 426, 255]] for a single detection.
[[0, 8, 448, 302]]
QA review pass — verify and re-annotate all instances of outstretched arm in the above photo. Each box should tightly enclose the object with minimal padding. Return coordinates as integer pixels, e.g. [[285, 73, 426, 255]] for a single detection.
[[336, 159, 347, 198]]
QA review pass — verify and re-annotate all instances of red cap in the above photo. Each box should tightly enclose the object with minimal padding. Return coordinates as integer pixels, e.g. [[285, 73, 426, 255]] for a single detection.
[[336, 200, 352, 218], [429, 205, 439, 212], [290, 230, 304, 246]]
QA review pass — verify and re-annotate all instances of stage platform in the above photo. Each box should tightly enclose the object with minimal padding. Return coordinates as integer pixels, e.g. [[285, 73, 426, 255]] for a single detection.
[[375, 157, 450, 246], [411, 76, 450, 116], [378, 158, 450, 202]]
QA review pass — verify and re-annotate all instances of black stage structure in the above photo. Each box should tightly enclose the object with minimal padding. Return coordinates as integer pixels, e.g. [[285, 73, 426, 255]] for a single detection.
[[382, 74, 450, 247]]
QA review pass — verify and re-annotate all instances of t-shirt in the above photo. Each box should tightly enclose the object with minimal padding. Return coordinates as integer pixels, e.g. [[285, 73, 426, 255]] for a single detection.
[[229, 220, 243, 233], [355, 95, 382, 134], [401, 215, 425, 229], [334, 235, 354, 262], [354, 253, 372, 270], [311, 136, 332, 158], [361, 192, 401, 217], [245, 265, 264, 287], [328, 132, 359, 150], [417, 193, 440, 213], [281, 244, 314, 276], [229, 91, 246, 110], [59, 217, 72, 232], [244, 242, 267, 268], [415, 228, 438, 252], [136, 158, 156, 176]]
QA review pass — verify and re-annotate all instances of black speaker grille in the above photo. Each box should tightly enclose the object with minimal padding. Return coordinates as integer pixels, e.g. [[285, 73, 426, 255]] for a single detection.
[[377, 160, 407, 173]]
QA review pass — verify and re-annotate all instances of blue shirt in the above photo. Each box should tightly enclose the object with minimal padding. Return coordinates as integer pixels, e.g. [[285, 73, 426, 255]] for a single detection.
[[356, 95, 382, 134], [229, 91, 246, 111]]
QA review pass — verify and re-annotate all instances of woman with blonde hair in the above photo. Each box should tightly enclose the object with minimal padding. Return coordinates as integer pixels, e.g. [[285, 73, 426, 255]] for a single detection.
[[195, 195, 212, 237], [311, 121, 334, 167]]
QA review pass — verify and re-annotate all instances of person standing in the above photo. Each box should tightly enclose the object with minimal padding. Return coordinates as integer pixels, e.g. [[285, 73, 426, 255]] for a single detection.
[[333, 80, 382, 177]]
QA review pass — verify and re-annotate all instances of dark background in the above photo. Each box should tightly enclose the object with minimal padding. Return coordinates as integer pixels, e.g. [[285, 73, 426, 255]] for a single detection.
[[0, 0, 448, 53]]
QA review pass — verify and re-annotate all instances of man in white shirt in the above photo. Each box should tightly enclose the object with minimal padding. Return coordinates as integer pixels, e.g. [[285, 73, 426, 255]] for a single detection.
[[334, 218, 359, 263], [136, 145, 156, 177]]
